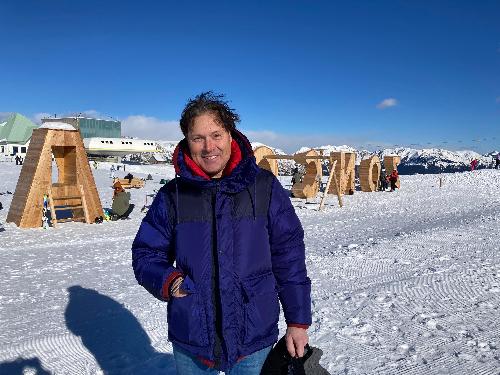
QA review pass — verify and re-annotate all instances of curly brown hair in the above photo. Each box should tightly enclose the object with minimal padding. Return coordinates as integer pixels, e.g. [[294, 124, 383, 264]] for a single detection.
[[179, 91, 240, 136]]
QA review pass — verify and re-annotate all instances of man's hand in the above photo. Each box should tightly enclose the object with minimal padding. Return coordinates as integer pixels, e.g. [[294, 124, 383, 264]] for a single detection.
[[170, 277, 188, 298], [285, 326, 309, 358]]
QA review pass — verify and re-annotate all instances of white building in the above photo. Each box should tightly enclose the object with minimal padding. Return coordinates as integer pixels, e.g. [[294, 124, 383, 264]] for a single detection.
[[0, 113, 37, 157]]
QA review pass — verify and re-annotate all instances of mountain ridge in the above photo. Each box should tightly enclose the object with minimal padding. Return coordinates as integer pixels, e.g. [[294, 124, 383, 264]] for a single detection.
[[151, 140, 498, 175]]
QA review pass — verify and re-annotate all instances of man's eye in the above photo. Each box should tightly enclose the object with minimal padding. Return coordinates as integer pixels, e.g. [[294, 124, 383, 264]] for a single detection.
[[192, 137, 202, 142], [213, 134, 221, 139]]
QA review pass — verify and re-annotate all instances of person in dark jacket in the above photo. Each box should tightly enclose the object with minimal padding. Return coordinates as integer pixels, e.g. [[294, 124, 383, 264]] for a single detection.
[[379, 169, 388, 191], [132, 92, 311, 374], [291, 167, 302, 186], [111, 181, 134, 219], [124, 172, 134, 183]]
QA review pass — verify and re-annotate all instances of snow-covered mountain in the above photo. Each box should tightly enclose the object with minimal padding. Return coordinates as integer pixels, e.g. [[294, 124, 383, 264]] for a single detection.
[[130, 139, 497, 176], [295, 145, 496, 175], [378, 148, 493, 174]]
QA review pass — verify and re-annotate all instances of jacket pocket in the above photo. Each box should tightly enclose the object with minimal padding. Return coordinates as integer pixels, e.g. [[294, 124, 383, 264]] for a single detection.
[[167, 276, 208, 347], [241, 272, 280, 345]]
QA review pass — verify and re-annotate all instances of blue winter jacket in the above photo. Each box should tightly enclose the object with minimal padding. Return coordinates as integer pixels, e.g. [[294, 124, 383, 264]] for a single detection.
[[131, 130, 311, 371]]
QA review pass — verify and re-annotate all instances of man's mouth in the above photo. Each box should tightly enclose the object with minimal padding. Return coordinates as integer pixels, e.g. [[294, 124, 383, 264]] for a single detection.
[[203, 155, 219, 160]]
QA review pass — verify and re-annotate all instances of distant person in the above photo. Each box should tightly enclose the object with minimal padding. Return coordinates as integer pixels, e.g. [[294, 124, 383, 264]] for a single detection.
[[379, 169, 388, 191], [388, 169, 399, 192], [496, 153, 500, 169], [470, 158, 479, 171], [111, 181, 134, 220], [93, 161, 98, 169], [15, 155, 19, 165], [124, 172, 134, 183], [109, 165, 116, 179], [291, 166, 302, 185]]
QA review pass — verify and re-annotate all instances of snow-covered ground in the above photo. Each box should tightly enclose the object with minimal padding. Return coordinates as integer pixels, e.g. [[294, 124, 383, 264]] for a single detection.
[[0, 160, 499, 374]]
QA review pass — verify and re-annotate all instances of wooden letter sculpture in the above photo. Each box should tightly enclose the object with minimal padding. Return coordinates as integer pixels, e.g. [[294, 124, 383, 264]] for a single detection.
[[253, 146, 278, 176], [7, 126, 104, 228], [359, 156, 381, 192], [328, 151, 356, 195], [384, 155, 401, 189], [291, 150, 322, 199]]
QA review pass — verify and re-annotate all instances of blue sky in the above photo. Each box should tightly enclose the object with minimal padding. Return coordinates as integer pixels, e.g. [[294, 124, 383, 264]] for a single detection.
[[1, 0, 499, 153]]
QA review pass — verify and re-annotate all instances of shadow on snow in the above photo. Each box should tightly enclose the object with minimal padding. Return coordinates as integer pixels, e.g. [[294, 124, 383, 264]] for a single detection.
[[65, 285, 175, 374]]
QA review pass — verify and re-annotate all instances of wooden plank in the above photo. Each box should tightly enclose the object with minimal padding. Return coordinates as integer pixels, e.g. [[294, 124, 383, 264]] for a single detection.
[[79, 184, 90, 224], [57, 217, 86, 223], [53, 205, 84, 210], [52, 196, 82, 200], [319, 160, 337, 210]]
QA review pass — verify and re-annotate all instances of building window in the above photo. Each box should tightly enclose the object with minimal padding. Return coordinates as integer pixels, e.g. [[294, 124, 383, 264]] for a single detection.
[[21, 147, 27, 153], [13, 146, 19, 154]]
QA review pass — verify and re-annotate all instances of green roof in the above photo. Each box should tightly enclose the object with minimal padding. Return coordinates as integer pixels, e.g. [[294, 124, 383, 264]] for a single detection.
[[0, 113, 38, 144]]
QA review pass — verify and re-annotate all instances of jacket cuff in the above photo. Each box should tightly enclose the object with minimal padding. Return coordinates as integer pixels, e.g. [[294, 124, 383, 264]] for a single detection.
[[287, 323, 309, 329], [161, 271, 183, 300]]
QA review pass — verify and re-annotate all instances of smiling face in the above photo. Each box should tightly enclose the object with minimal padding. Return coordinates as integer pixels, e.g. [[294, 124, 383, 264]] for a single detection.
[[187, 112, 232, 178]]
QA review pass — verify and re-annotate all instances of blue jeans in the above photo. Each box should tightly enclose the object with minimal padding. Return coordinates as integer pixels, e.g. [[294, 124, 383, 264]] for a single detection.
[[172, 344, 272, 375]]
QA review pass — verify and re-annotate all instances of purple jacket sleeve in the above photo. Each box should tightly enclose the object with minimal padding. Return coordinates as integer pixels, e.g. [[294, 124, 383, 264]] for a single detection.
[[268, 177, 312, 326], [131, 189, 180, 301]]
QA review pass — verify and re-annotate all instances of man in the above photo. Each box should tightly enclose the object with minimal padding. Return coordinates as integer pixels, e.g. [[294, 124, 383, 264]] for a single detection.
[[132, 92, 311, 373], [496, 153, 500, 169], [291, 166, 302, 186], [379, 168, 388, 192], [111, 181, 134, 219]]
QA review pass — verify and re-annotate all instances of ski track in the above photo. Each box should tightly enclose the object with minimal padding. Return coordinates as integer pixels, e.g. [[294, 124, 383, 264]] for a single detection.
[[1, 164, 500, 374]]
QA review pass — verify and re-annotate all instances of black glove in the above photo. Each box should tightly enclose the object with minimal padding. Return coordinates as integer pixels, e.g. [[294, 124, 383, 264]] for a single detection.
[[260, 336, 330, 375]]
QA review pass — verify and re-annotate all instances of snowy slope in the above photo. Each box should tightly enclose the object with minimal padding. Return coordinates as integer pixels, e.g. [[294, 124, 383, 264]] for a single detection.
[[1, 161, 499, 374]]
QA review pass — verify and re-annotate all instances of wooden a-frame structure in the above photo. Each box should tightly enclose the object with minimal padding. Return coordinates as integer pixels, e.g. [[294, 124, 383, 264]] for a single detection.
[[7, 126, 103, 228]]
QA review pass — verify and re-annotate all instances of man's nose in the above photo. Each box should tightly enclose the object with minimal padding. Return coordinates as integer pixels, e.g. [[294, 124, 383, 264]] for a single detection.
[[204, 138, 215, 152]]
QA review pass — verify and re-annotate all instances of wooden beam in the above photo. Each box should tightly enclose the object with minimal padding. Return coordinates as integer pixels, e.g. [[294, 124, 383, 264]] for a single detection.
[[318, 160, 342, 211]]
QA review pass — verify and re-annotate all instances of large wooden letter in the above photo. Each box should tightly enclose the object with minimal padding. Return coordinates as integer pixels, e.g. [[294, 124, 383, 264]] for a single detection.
[[384, 155, 401, 188], [328, 151, 356, 195], [291, 150, 322, 199], [253, 146, 278, 176], [7, 127, 103, 228], [359, 156, 381, 192]]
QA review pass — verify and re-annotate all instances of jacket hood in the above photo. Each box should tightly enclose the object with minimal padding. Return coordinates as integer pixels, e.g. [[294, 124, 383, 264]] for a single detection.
[[172, 129, 259, 193]]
